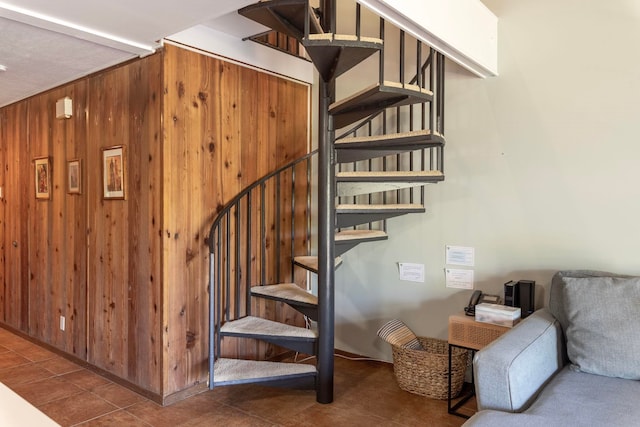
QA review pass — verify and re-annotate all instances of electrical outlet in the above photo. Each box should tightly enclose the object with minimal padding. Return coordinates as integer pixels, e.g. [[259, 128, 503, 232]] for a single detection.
[[60, 316, 65, 331]]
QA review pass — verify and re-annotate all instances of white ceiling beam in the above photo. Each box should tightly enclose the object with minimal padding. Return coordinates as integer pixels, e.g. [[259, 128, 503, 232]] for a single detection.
[[0, 2, 156, 56], [357, 0, 498, 78]]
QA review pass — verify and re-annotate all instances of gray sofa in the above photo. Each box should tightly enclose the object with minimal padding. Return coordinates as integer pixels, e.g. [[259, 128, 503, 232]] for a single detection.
[[464, 270, 640, 427]]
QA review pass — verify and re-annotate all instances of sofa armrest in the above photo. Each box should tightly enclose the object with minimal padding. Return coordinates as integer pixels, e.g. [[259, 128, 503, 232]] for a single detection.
[[473, 309, 565, 412]]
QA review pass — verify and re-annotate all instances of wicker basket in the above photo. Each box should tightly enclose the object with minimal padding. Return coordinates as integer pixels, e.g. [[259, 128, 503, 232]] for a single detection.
[[391, 337, 468, 400]]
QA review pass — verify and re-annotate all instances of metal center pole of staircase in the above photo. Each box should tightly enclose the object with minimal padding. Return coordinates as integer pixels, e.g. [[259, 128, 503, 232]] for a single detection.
[[317, 70, 336, 406], [316, 0, 336, 405]]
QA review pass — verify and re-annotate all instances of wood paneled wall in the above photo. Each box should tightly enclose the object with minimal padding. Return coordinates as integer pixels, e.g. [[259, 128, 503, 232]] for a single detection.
[[86, 54, 163, 392], [27, 81, 89, 359], [161, 44, 309, 395], [0, 44, 309, 401]]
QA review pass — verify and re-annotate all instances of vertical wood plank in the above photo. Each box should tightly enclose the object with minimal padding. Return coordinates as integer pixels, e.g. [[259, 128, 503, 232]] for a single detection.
[[28, 94, 53, 343], [0, 102, 30, 331], [125, 55, 163, 391]]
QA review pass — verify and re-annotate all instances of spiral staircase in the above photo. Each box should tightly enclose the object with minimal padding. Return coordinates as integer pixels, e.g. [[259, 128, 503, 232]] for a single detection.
[[208, 0, 446, 403]]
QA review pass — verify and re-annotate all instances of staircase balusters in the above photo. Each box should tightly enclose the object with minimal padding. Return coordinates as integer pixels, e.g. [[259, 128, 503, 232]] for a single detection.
[[355, 4, 361, 38], [290, 166, 296, 284], [246, 192, 253, 315], [275, 174, 281, 283], [379, 19, 385, 84], [208, 151, 316, 367], [260, 181, 266, 287], [235, 204, 242, 319]]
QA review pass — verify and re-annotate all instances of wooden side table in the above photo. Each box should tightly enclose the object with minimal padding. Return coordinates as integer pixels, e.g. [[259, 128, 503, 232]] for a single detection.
[[447, 312, 511, 418]]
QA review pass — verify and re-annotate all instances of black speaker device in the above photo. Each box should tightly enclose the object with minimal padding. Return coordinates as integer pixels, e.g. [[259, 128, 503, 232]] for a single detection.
[[504, 280, 535, 318]]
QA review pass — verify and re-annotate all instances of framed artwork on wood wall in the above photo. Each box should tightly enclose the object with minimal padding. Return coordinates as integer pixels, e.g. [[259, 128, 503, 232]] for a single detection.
[[67, 159, 81, 194], [102, 146, 126, 200], [34, 156, 51, 200]]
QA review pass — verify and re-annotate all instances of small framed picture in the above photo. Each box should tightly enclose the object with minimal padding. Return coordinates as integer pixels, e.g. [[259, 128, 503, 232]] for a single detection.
[[102, 146, 126, 200], [34, 157, 51, 200], [67, 159, 81, 194]]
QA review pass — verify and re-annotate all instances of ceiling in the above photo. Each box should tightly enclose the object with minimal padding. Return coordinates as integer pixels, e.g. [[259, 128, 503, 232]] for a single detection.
[[0, 0, 265, 108], [0, 0, 497, 108]]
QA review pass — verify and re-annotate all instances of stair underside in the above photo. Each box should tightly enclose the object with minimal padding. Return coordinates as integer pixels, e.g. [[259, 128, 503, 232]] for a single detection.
[[330, 82, 434, 129], [213, 358, 316, 386], [336, 170, 444, 197], [221, 315, 317, 354], [303, 34, 383, 81], [238, 0, 323, 41], [294, 255, 343, 273], [251, 283, 317, 307], [336, 203, 425, 228], [251, 283, 318, 321], [335, 229, 388, 256], [335, 129, 445, 163]]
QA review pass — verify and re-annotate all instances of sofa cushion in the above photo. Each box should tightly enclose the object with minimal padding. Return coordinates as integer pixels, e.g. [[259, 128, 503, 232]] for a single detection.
[[562, 276, 640, 379], [464, 366, 640, 427], [549, 270, 632, 334]]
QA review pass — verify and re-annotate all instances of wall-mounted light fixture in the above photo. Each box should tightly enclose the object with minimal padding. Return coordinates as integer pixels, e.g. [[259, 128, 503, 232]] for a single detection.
[[56, 96, 72, 119]]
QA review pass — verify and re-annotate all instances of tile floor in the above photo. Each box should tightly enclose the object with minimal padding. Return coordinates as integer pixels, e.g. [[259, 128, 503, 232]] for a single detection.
[[0, 327, 475, 426]]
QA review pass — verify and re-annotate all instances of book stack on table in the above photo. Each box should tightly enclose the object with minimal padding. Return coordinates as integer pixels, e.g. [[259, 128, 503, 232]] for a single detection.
[[475, 303, 521, 327]]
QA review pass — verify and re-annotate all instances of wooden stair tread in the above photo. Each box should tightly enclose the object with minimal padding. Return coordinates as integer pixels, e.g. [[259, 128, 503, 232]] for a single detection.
[[330, 81, 433, 129], [238, 0, 323, 41], [335, 129, 445, 163], [336, 170, 444, 181], [294, 256, 343, 273], [336, 171, 444, 197], [335, 229, 387, 241], [336, 203, 425, 213], [213, 358, 316, 385], [220, 316, 317, 340], [337, 129, 444, 145], [251, 283, 317, 306], [307, 34, 382, 44], [334, 229, 388, 256], [303, 34, 383, 80]]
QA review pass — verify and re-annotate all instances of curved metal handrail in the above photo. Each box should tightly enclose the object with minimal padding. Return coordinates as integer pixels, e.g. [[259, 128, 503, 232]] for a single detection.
[[208, 149, 318, 254]]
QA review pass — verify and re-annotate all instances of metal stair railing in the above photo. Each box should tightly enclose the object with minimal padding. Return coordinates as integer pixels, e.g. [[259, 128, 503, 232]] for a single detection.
[[335, 26, 446, 233], [208, 149, 316, 376]]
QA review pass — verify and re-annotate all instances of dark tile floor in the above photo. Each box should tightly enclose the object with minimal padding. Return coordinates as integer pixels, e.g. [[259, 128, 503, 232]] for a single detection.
[[0, 327, 475, 426]]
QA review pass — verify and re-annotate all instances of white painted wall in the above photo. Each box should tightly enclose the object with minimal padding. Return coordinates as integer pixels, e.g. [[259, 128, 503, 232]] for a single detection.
[[334, 0, 640, 360]]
